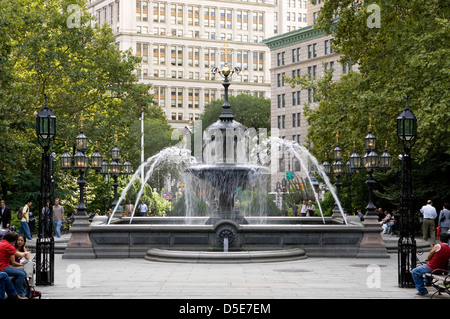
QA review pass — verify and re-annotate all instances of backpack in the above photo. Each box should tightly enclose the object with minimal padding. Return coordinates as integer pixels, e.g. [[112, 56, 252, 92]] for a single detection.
[[17, 207, 23, 220]]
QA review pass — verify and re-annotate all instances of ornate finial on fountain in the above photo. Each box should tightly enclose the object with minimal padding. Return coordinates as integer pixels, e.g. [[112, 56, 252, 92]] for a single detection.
[[210, 41, 241, 122]]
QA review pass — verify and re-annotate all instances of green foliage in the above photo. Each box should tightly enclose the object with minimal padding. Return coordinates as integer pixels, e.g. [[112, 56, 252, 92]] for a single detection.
[[119, 179, 171, 216], [0, 0, 177, 212], [285, 0, 450, 209], [281, 177, 316, 207], [200, 94, 271, 131]]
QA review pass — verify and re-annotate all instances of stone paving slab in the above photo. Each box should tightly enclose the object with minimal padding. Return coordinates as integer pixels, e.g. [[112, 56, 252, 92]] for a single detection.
[[32, 252, 449, 301]]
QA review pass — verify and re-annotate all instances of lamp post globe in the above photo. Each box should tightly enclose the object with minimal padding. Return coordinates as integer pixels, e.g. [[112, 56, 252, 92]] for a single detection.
[[349, 143, 361, 170], [91, 146, 103, 170], [36, 95, 56, 149], [397, 96, 418, 150], [380, 143, 392, 170], [60, 146, 72, 170], [123, 159, 133, 175]]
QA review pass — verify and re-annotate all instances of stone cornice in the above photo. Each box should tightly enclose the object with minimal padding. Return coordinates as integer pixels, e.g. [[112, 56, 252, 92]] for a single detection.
[[263, 25, 327, 50]]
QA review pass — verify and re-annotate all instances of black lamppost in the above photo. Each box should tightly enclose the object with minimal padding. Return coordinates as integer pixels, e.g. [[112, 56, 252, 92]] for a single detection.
[[349, 118, 392, 216], [35, 94, 56, 286], [101, 133, 133, 212], [397, 96, 418, 288], [322, 133, 347, 217], [61, 125, 102, 216], [344, 152, 355, 214], [331, 134, 344, 214], [60, 118, 102, 259]]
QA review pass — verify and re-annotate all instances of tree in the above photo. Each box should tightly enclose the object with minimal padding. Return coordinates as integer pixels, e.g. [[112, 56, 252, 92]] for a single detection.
[[0, 0, 163, 213], [200, 94, 271, 132], [285, 0, 450, 210]]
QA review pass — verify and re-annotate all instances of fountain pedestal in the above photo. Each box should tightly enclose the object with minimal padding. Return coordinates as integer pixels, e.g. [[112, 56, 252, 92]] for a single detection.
[[356, 215, 388, 258], [62, 215, 96, 259]]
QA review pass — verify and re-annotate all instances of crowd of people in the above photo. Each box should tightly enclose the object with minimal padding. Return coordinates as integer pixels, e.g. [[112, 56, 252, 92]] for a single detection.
[[290, 200, 316, 217], [0, 231, 32, 299]]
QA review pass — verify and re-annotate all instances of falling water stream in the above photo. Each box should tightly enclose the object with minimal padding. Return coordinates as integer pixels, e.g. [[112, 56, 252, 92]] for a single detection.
[[107, 136, 347, 225]]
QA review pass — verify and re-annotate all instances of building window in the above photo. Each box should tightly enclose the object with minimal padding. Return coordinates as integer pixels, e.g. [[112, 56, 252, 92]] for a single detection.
[[204, 89, 216, 104], [236, 50, 249, 71], [170, 4, 183, 25], [188, 89, 199, 108], [220, 9, 232, 29], [204, 48, 216, 68], [136, 42, 148, 64], [253, 52, 264, 71], [153, 45, 166, 65], [187, 6, 199, 26], [252, 12, 263, 32], [153, 86, 166, 107], [236, 10, 248, 30], [171, 88, 183, 108], [188, 47, 199, 67], [170, 46, 183, 66], [204, 7, 215, 27], [153, 2, 166, 23]]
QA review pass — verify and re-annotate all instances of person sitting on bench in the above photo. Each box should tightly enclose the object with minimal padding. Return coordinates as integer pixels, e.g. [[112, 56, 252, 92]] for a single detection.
[[411, 233, 450, 296]]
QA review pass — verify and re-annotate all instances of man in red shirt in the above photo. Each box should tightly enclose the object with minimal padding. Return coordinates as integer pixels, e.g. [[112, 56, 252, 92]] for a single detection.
[[0, 231, 30, 297], [411, 233, 450, 295]]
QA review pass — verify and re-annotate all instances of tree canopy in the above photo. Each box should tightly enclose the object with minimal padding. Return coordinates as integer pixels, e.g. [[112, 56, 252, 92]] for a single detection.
[[286, 0, 450, 209], [0, 0, 172, 214], [199, 94, 271, 132]]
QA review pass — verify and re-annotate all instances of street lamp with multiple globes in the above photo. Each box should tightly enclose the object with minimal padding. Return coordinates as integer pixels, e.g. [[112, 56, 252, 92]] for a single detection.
[[60, 121, 103, 217], [101, 133, 133, 213], [349, 117, 392, 216], [35, 94, 56, 286], [60, 118, 102, 259], [397, 96, 418, 288], [322, 133, 346, 216]]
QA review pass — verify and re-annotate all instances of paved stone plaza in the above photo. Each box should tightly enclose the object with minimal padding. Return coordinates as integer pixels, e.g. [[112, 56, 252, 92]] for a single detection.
[[31, 234, 448, 300]]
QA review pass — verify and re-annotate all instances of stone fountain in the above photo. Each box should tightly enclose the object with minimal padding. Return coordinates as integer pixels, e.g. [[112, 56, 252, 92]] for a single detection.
[[62, 56, 389, 262]]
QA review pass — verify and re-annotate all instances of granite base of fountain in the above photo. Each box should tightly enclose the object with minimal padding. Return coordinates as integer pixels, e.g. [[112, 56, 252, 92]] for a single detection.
[[79, 215, 389, 262]]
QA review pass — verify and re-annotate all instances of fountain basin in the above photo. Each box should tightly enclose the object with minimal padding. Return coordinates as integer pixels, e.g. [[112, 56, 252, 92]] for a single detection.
[[86, 216, 388, 260], [144, 248, 307, 263]]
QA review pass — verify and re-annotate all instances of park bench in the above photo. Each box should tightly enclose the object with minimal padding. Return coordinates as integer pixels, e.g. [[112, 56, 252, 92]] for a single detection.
[[425, 259, 450, 299]]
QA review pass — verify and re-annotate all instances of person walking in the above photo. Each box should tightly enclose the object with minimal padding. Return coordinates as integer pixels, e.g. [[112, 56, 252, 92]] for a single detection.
[[420, 200, 437, 244], [306, 200, 315, 217], [438, 202, 450, 237], [411, 233, 450, 296], [0, 200, 11, 229], [124, 200, 134, 217], [52, 198, 64, 238], [300, 200, 306, 217], [138, 200, 148, 217], [41, 200, 51, 237], [292, 202, 298, 217], [18, 199, 32, 241]]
